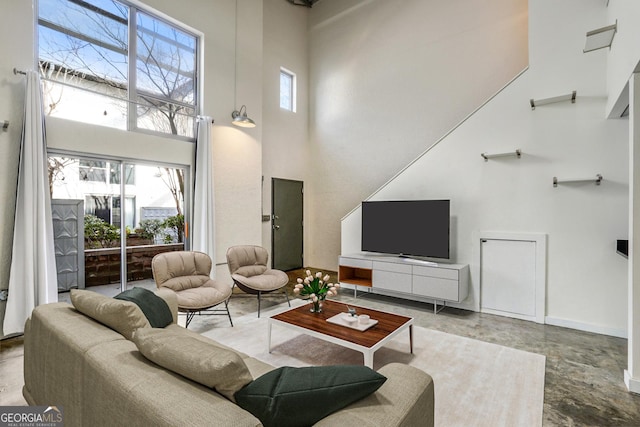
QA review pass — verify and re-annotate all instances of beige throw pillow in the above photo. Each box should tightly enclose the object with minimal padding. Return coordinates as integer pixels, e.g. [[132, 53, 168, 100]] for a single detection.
[[133, 328, 253, 402], [70, 289, 150, 340]]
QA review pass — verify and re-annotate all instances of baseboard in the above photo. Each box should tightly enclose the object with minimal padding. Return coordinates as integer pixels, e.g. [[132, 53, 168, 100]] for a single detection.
[[481, 308, 539, 323], [624, 370, 640, 394], [545, 316, 627, 339]]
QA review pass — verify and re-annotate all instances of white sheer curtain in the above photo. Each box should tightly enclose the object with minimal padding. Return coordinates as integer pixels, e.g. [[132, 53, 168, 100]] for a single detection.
[[3, 71, 57, 335], [192, 116, 216, 274]]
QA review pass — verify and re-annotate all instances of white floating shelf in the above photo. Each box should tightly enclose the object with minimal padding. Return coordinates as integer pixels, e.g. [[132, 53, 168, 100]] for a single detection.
[[530, 91, 576, 110], [553, 174, 603, 188], [583, 21, 617, 53], [481, 149, 521, 162]]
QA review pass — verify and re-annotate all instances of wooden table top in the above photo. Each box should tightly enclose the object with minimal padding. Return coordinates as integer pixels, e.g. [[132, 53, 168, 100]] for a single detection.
[[270, 300, 413, 349]]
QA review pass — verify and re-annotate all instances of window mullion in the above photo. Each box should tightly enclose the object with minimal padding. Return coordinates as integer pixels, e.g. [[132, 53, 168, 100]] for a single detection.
[[38, 19, 127, 56], [128, 6, 137, 132]]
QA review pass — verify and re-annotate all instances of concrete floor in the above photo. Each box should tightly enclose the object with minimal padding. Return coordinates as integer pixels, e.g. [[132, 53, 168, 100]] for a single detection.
[[2, 269, 640, 425]]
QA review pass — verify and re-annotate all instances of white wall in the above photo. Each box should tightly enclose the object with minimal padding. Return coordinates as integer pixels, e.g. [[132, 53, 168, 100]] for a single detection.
[[0, 0, 264, 336], [261, 0, 310, 262], [307, 0, 529, 271], [342, 0, 630, 337]]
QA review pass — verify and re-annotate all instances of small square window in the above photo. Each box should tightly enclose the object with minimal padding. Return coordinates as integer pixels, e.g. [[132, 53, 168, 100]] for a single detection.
[[280, 68, 296, 112]]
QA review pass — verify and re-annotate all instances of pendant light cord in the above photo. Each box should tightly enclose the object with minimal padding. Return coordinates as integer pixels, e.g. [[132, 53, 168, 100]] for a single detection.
[[234, 0, 238, 109]]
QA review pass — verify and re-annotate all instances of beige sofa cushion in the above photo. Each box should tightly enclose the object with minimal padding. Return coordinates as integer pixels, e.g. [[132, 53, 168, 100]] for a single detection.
[[70, 289, 150, 340], [133, 328, 253, 402]]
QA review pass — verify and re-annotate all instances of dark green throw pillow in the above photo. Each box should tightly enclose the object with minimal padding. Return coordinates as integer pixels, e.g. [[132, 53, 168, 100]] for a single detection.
[[234, 365, 386, 427], [114, 287, 173, 328]]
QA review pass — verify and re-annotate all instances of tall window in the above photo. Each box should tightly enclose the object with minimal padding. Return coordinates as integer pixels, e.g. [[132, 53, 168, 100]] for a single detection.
[[38, 0, 199, 139], [280, 68, 296, 112], [79, 160, 134, 184]]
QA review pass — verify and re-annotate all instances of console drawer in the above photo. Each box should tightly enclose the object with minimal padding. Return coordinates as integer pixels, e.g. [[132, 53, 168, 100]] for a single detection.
[[339, 257, 373, 269], [373, 270, 412, 294], [373, 261, 412, 274], [413, 276, 459, 301], [413, 265, 459, 280]]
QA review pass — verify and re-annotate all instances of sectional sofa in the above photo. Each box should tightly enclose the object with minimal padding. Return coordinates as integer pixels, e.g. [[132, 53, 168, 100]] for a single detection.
[[22, 289, 434, 426]]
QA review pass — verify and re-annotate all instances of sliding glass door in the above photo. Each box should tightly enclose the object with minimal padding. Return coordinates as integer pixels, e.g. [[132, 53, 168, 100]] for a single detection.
[[48, 153, 188, 296]]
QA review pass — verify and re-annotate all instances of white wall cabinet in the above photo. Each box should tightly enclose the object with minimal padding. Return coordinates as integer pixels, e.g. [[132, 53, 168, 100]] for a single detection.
[[339, 254, 469, 311], [479, 234, 546, 324]]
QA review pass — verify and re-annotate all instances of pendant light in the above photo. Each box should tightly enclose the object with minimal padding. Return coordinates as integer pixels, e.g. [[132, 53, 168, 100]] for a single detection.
[[231, 105, 255, 128]]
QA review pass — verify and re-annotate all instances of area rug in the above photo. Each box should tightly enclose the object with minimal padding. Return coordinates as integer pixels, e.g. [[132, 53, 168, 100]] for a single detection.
[[201, 302, 545, 427]]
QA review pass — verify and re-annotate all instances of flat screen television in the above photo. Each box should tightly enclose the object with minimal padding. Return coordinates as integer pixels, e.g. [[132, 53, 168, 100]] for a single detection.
[[361, 200, 450, 259]]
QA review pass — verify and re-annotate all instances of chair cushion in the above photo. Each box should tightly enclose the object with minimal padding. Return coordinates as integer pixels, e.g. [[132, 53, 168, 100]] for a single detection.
[[226, 245, 269, 276], [175, 280, 232, 310], [114, 287, 173, 328], [235, 265, 268, 277], [232, 270, 288, 292], [133, 328, 253, 402], [70, 289, 150, 340], [152, 251, 212, 290], [234, 365, 387, 427], [161, 275, 211, 292]]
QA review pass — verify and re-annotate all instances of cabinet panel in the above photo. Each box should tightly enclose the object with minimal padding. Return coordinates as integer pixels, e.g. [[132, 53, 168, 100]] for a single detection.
[[339, 257, 373, 269], [413, 265, 459, 280], [481, 239, 536, 317], [373, 270, 412, 293], [373, 261, 412, 274], [413, 276, 459, 301]]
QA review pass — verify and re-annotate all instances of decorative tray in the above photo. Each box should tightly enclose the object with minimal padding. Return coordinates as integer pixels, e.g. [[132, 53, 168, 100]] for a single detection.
[[326, 312, 378, 331]]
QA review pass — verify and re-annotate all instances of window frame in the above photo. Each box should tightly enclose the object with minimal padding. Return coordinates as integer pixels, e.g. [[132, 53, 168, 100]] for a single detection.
[[280, 67, 297, 112], [36, 0, 203, 142]]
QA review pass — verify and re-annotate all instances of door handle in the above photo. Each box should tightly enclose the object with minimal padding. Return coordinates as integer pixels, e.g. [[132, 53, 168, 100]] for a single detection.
[[273, 225, 280, 230]]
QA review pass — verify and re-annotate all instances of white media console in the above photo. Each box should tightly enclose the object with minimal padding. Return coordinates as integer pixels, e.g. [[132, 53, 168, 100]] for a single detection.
[[338, 253, 469, 313]]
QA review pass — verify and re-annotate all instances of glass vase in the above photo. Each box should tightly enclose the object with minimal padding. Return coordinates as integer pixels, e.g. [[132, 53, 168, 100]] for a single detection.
[[310, 299, 324, 313]]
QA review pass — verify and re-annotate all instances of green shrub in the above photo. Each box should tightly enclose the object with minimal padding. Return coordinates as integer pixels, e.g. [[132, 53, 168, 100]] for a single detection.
[[138, 219, 164, 241], [163, 214, 184, 243], [84, 214, 120, 248]]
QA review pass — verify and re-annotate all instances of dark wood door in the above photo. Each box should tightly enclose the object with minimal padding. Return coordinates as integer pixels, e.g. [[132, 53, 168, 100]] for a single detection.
[[271, 178, 303, 271]]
